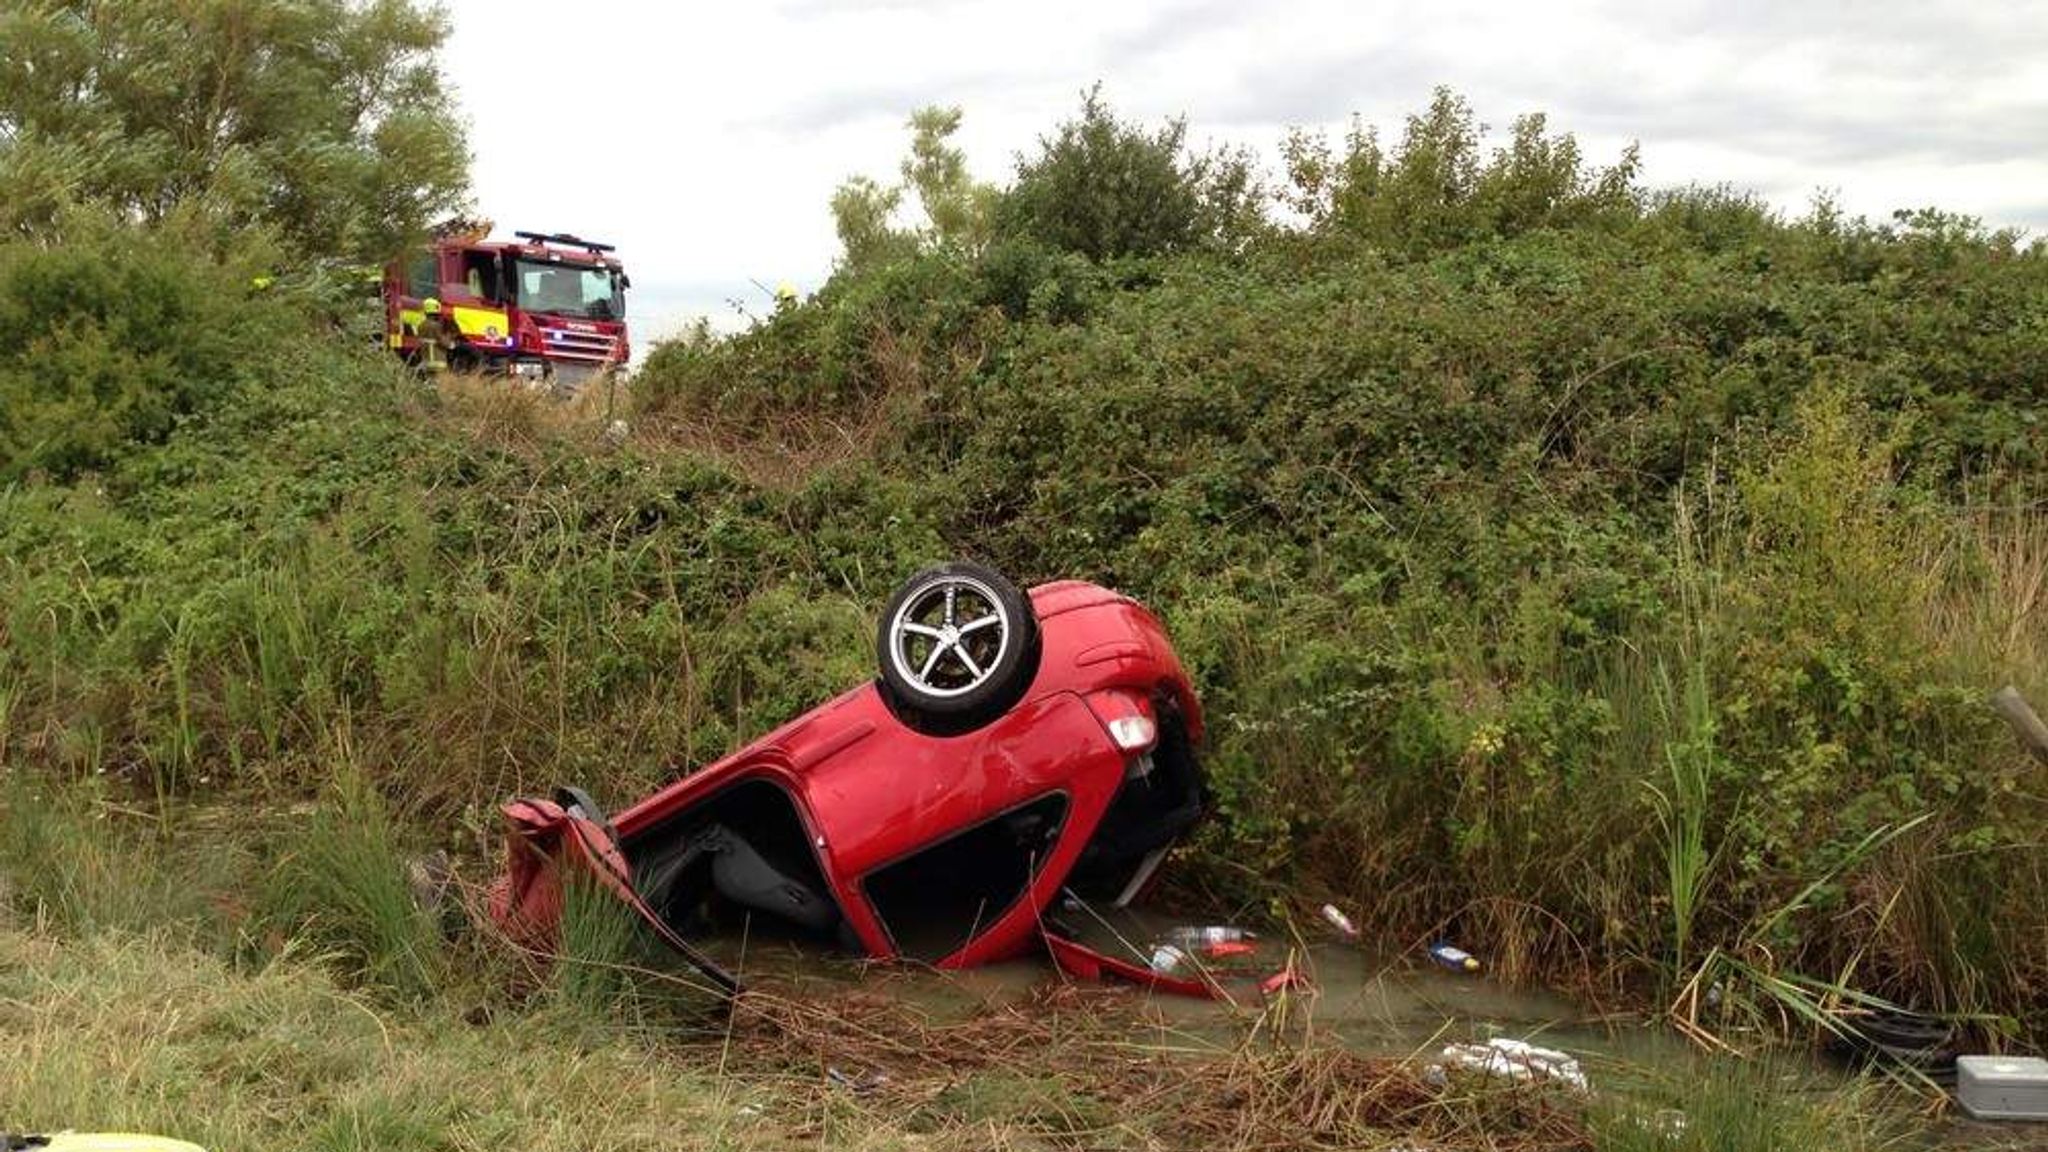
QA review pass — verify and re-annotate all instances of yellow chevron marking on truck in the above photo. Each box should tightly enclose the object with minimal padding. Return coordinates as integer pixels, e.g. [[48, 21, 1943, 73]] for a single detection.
[[449, 305, 510, 342]]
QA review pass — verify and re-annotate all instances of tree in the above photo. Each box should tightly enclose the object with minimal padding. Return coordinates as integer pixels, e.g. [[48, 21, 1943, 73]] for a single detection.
[[901, 105, 995, 253], [830, 174, 912, 269], [996, 86, 1259, 262], [1281, 88, 1640, 256], [830, 104, 994, 269], [0, 0, 470, 262]]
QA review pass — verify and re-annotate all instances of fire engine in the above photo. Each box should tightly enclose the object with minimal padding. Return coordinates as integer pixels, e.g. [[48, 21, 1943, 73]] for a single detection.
[[383, 220, 630, 389]]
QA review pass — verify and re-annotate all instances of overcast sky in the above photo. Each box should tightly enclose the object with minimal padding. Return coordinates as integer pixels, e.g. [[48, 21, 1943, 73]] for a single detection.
[[442, 0, 2048, 348]]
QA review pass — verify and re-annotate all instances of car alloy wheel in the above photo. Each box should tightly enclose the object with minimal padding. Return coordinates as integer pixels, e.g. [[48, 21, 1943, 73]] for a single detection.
[[877, 561, 1039, 726]]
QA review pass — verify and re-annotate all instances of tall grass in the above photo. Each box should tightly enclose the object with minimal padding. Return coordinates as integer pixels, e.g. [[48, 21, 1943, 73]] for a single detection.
[[0, 925, 756, 1152], [1921, 507, 2048, 698], [545, 872, 653, 1019], [0, 771, 213, 935], [1645, 491, 1724, 979], [1648, 655, 1715, 977], [0, 671, 17, 762], [254, 757, 444, 1000], [1589, 1057, 1913, 1152], [160, 605, 200, 796], [1870, 507, 2048, 1020]]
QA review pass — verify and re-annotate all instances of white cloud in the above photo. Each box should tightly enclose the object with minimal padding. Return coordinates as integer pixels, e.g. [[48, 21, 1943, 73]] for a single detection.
[[440, 0, 2048, 349]]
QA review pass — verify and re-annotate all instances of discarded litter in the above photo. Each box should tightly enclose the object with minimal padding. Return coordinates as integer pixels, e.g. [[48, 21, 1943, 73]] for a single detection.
[[1320, 903, 1359, 939], [1164, 925, 1254, 949], [1149, 925, 1265, 973], [1149, 944, 1192, 974], [826, 1066, 891, 1095], [1956, 1055, 2048, 1121], [1428, 941, 1482, 973], [1260, 967, 1312, 995], [1432, 1038, 1588, 1092]]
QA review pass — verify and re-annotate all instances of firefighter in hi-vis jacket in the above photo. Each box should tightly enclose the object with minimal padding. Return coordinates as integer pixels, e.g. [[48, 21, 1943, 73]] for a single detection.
[[416, 297, 448, 373]]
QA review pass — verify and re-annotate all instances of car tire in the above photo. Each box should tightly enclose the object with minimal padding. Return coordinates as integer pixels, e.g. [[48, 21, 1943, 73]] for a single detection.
[[877, 561, 1039, 731]]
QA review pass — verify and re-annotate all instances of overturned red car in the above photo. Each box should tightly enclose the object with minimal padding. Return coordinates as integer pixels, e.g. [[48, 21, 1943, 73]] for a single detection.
[[490, 562, 1208, 993]]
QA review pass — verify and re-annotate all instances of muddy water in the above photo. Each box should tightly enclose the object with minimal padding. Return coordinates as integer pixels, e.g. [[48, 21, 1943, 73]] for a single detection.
[[1036, 919, 1682, 1074], [704, 909, 2041, 1150], [714, 904, 1687, 1068]]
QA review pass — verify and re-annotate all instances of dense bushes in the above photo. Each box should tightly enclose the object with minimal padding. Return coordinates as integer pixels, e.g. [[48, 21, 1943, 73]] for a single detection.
[[1281, 90, 1641, 256], [0, 224, 283, 481], [0, 331, 949, 811], [958, 221, 2044, 1013]]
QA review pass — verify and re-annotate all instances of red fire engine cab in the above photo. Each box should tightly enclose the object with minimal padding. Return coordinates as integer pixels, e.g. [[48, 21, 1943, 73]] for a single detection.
[[384, 220, 630, 390]]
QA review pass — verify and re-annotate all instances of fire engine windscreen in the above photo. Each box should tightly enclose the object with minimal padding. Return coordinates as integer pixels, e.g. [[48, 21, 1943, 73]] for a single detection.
[[514, 260, 624, 319]]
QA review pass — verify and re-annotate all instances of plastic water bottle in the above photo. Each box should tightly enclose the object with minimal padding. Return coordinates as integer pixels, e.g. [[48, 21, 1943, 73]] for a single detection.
[[1164, 925, 1253, 949]]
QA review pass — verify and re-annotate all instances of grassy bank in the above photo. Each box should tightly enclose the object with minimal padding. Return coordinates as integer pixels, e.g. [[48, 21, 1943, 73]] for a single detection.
[[2, 91, 2045, 1064], [1, 920, 1912, 1152], [0, 926, 757, 1152]]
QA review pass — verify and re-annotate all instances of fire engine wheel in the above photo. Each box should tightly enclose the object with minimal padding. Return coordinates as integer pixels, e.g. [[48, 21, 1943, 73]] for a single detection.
[[878, 562, 1038, 728]]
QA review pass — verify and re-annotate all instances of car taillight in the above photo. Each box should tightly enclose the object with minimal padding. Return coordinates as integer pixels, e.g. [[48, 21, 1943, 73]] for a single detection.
[[1085, 688, 1158, 753], [1107, 714, 1156, 752]]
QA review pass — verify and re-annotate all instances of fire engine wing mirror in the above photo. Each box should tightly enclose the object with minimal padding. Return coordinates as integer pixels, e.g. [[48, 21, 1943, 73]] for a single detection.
[[617, 273, 631, 289]]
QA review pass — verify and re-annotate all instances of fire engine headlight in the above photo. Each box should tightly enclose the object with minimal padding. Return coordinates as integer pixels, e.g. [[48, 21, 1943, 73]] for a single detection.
[[1107, 715, 1156, 752]]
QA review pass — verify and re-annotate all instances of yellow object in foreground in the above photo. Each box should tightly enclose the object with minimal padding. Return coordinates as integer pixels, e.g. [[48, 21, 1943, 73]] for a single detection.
[[23, 1136, 206, 1151]]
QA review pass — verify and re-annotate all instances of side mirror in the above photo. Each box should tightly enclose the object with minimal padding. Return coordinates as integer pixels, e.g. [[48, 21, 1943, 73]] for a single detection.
[[618, 273, 632, 290]]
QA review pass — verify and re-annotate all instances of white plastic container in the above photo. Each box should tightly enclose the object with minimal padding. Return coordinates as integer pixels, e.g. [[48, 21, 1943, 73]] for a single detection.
[[1956, 1055, 2048, 1121]]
